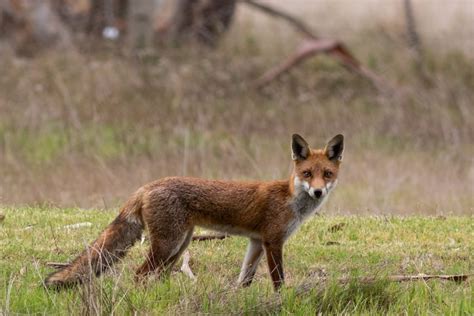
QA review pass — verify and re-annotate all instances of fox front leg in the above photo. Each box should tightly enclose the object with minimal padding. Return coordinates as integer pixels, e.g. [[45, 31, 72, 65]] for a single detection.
[[238, 238, 264, 287], [263, 241, 285, 291]]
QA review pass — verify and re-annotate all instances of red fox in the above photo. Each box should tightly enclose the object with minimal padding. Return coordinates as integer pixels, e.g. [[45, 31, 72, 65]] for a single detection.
[[45, 134, 344, 291]]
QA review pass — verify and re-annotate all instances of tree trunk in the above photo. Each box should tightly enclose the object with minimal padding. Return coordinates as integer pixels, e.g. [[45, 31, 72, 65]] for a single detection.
[[127, 0, 156, 50], [0, 0, 72, 56]]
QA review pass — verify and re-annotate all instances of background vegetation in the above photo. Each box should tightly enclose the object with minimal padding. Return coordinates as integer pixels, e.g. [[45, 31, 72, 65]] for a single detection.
[[0, 1, 472, 214]]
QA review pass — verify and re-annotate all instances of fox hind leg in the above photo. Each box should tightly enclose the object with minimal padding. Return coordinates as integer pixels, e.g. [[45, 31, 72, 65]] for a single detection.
[[166, 227, 194, 269], [135, 228, 193, 281]]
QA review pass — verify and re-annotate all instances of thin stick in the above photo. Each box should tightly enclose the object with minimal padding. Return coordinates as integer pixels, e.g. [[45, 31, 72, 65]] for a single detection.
[[384, 274, 470, 283], [296, 273, 472, 294], [192, 233, 229, 241], [243, 0, 315, 39], [46, 262, 70, 269]]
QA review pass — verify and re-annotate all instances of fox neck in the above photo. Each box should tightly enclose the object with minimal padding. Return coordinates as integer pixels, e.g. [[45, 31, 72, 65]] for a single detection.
[[288, 173, 327, 220]]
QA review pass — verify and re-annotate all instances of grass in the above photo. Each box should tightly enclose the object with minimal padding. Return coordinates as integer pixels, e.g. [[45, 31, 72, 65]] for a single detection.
[[0, 207, 472, 314]]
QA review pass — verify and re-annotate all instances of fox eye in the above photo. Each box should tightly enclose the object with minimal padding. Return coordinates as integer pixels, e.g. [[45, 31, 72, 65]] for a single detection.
[[324, 170, 333, 178], [303, 170, 312, 178]]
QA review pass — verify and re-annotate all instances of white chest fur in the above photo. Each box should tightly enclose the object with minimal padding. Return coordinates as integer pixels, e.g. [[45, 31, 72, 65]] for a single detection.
[[285, 177, 336, 239]]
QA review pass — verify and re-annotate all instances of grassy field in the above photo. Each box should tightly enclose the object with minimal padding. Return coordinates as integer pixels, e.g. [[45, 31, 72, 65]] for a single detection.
[[0, 1, 473, 314], [0, 207, 472, 314]]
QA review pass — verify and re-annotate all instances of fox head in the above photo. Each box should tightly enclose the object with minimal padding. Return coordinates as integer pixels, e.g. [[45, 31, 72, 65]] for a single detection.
[[290, 134, 344, 201]]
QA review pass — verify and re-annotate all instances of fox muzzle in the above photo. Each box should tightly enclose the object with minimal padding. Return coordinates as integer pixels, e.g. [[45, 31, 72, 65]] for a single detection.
[[308, 187, 327, 199]]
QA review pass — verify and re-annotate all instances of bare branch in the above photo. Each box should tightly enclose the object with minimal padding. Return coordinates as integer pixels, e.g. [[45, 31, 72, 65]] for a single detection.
[[46, 262, 70, 269], [369, 273, 465, 284], [242, 0, 392, 92], [192, 233, 229, 241], [243, 0, 316, 39], [253, 39, 338, 87]]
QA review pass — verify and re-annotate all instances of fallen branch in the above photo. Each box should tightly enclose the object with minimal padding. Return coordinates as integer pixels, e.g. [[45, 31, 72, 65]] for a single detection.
[[242, 0, 391, 92], [46, 262, 70, 269], [242, 0, 315, 39], [301, 273, 471, 304], [296, 273, 471, 296], [383, 274, 470, 283], [192, 233, 229, 241]]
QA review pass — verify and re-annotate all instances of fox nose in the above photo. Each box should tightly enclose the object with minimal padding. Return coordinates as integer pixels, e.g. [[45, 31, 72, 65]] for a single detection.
[[314, 189, 323, 199]]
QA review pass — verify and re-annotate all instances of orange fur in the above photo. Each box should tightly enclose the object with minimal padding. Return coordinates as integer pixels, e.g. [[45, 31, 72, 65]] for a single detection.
[[45, 134, 344, 291]]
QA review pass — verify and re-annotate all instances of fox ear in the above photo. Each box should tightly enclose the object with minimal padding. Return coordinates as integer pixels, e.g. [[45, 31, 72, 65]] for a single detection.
[[292, 134, 310, 161], [325, 134, 344, 161]]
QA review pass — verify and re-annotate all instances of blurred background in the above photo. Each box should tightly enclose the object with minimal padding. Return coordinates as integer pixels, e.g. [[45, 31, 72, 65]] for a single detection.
[[0, 0, 472, 214]]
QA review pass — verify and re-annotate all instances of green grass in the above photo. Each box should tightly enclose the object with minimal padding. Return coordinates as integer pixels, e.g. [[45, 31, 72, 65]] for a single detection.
[[1, 207, 472, 314]]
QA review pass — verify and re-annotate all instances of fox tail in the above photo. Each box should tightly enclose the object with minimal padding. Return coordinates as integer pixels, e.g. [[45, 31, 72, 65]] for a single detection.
[[44, 193, 144, 289]]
